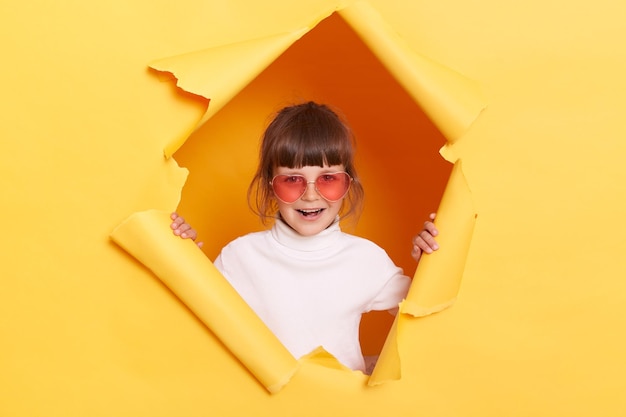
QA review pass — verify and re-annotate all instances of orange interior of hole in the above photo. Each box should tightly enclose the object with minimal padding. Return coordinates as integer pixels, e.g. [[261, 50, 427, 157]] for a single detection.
[[174, 13, 451, 356]]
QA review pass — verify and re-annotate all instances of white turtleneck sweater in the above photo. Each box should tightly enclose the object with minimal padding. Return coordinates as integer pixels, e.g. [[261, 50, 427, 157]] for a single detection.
[[213, 218, 411, 372]]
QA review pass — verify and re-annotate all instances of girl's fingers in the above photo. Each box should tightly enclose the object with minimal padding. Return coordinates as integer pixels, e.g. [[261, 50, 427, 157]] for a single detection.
[[170, 212, 201, 244], [412, 213, 439, 262], [411, 245, 422, 262], [183, 229, 197, 240], [424, 221, 439, 236], [170, 215, 185, 230], [413, 235, 435, 254]]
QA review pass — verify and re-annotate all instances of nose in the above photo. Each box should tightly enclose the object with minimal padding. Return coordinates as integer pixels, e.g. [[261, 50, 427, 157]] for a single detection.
[[301, 180, 320, 201]]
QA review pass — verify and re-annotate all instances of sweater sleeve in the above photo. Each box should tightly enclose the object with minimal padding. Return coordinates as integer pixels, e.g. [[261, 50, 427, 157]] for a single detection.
[[366, 271, 411, 312], [361, 243, 411, 312]]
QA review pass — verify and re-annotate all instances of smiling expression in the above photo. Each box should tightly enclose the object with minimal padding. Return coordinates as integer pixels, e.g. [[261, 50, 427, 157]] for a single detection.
[[272, 164, 347, 236]]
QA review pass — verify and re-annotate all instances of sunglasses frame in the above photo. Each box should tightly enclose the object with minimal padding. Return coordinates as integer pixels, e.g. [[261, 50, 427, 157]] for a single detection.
[[270, 171, 353, 204]]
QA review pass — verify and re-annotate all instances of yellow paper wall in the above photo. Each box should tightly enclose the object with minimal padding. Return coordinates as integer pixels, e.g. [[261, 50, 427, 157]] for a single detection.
[[2, 1, 626, 416]]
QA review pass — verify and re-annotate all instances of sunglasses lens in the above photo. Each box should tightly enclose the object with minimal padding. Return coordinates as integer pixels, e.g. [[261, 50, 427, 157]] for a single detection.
[[271, 172, 352, 203], [315, 173, 351, 201], [271, 175, 307, 203]]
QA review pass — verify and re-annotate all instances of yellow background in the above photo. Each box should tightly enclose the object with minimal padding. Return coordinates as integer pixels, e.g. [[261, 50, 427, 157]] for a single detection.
[[2, 0, 626, 416]]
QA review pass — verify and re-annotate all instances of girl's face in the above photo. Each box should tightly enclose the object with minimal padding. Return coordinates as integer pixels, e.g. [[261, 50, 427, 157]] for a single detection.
[[272, 164, 347, 236]]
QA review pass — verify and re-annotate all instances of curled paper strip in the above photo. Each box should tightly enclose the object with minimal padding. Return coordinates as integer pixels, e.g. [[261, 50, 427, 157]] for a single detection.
[[150, 29, 308, 157], [369, 159, 476, 385], [339, 2, 486, 143], [110, 210, 298, 393], [403, 159, 476, 316]]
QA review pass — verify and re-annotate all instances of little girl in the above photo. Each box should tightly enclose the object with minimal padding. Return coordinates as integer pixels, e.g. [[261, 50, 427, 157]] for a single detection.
[[171, 102, 438, 372]]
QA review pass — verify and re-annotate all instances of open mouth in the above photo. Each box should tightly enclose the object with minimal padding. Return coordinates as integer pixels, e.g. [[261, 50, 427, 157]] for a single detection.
[[297, 208, 325, 217]]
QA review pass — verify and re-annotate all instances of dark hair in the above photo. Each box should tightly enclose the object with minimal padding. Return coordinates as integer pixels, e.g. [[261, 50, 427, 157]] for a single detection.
[[248, 101, 364, 224]]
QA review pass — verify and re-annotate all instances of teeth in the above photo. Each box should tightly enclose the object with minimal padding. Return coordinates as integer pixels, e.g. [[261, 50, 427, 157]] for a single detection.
[[298, 209, 323, 216]]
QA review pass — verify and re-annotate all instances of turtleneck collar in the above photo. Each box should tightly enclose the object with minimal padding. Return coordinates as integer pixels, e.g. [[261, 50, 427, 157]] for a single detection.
[[270, 216, 342, 252]]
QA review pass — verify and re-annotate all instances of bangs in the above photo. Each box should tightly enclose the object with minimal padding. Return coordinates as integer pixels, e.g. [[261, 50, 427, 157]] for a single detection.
[[271, 106, 354, 169], [274, 131, 352, 169]]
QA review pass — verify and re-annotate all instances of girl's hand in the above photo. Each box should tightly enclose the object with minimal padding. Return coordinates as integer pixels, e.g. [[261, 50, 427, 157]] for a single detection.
[[411, 212, 438, 262], [170, 212, 204, 248]]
